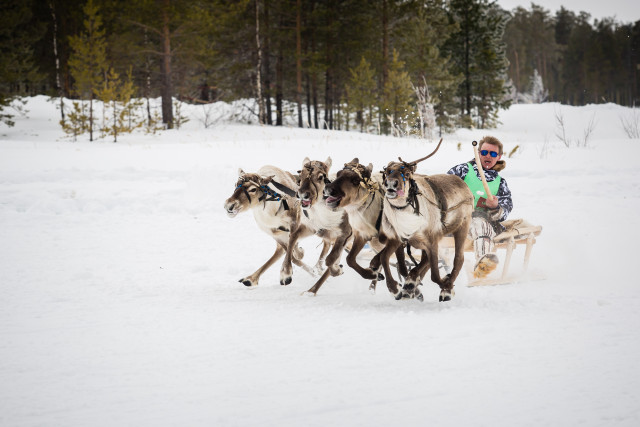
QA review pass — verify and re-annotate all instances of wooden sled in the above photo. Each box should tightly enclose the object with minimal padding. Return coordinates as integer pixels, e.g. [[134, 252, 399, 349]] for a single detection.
[[439, 219, 543, 286]]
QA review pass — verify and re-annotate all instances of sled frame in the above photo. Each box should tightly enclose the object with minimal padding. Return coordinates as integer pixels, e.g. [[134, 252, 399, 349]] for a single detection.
[[439, 222, 542, 286]]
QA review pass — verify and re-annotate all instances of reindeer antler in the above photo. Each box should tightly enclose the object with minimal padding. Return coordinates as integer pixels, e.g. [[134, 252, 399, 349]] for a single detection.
[[398, 138, 444, 166]]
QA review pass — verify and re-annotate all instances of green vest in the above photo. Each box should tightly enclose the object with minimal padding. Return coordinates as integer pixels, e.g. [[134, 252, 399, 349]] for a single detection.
[[464, 162, 501, 209]]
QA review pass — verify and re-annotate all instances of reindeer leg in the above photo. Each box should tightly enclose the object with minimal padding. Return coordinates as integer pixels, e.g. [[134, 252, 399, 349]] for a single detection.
[[302, 267, 332, 296], [401, 250, 430, 301], [346, 234, 378, 281], [375, 239, 401, 299], [325, 235, 348, 278], [280, 225, 312, 286], [239, 244, 285, 287], [314, 240, 332, 275]]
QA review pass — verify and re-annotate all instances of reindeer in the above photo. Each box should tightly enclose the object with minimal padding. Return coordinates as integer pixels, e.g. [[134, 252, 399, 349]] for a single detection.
[[324, 159, 409, 290], [285, 157, 352, 295], [223, 166, 315, 287], [379, 141, 474, 302]]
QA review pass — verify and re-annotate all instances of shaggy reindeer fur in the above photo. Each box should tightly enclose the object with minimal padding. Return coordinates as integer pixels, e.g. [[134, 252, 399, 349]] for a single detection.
[[223, 166, 314, 287], [290, 157, 352, 295], [324, 159, 408, 290], [381, 160, 474, 301]]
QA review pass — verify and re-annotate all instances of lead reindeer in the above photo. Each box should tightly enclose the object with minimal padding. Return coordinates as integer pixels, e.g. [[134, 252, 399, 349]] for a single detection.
[[324, 159, 409, 290], [380, 140, 474, 301], [223, 166, 315, 287], [287, 157, 352, 295]]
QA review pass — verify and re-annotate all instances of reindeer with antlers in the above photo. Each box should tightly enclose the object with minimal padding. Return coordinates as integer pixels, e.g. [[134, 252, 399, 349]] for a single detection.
[[223, 166, 315, 287], [379, 139, 474, 301]]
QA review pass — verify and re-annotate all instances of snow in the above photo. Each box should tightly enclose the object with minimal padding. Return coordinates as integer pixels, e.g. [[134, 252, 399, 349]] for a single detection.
[[1, 96, 640, 426]]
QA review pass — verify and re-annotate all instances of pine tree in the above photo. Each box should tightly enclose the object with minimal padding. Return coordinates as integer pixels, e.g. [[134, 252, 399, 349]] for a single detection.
[[0, 0, 45, 127], [382, 50, 414, 135], [346, 57, 377, 132], [68, 0, 107, 141], [445, 0, 510, 128]]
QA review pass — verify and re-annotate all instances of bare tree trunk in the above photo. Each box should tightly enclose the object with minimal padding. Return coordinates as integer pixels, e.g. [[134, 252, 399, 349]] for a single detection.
[[263, 0, 272, 124], [49, 1, 64, 120], [161, 0, 174, 129], [296, 0, 303, 128], [255, 0, 266, 124], [275, 11, 284, 126], [381, 0, 389, 89]]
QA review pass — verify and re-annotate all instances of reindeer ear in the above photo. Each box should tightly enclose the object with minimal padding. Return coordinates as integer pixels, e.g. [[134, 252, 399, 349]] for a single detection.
[[351, 158, 359, 164], [366, 163, 373, 174], [302, 157, 310, 167], [325, 157, 332, 169], [262, 175, 274, 185], [238, 168, 246, 177]]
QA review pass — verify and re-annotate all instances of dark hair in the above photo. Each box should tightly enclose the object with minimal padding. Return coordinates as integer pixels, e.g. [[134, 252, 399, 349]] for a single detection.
[[479, 136, 503, 156]]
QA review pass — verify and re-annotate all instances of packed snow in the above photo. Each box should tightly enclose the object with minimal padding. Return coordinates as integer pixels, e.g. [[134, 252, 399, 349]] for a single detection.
[[1, 96, 639, 426]]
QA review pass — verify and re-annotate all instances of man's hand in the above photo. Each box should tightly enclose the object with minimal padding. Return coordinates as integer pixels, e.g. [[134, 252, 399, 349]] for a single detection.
[[477, 196, 499, 209]]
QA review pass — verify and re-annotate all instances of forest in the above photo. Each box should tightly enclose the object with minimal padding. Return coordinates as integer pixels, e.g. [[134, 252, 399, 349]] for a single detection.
[[1, 0, 639, 135]]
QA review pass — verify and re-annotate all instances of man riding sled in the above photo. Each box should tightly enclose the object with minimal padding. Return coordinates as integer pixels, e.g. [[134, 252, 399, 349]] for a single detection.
[[448, 136, 513, 278]]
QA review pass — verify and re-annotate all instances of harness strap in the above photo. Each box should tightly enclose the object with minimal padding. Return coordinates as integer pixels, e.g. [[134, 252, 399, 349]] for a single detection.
[[270, 180, 297, 197]]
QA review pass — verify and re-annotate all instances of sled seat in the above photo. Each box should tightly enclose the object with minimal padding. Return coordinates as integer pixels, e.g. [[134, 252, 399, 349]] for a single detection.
[[439, 219, 543, 283]]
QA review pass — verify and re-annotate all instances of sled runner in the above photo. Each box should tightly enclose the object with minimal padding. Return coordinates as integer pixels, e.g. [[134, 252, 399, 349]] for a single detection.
[[439, 219, 543, 286]]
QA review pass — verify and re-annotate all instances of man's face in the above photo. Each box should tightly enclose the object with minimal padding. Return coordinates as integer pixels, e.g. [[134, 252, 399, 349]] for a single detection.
[[479, 142, 502, 170]]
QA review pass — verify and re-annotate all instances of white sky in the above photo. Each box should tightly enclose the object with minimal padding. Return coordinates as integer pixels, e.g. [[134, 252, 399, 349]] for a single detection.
[[496, 0, 640, 23]]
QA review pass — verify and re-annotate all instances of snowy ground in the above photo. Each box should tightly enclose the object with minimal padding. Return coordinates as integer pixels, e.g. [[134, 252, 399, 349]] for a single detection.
[[1, 97, 640, 426]]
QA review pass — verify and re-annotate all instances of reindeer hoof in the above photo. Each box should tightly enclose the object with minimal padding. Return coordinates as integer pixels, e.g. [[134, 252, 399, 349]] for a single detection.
[[439, 289, 454, 302], [377, 273, 385, 281], [369, 281, 377, 294], [280, 277, 292, 286], [301, 291, 316, 297], [330, 264, 344, 277], [415, 289, 424, 302], [239, 278, 256, 287]]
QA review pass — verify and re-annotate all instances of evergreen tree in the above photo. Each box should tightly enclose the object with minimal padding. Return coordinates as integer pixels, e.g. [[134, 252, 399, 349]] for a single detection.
[[394, 0, 461, 133], [346, 57, 377, 132], [445, 0, 509, 128], [0, 0, 45, 127], [382, 50, 414, 134], [68, 0, 107, 141]]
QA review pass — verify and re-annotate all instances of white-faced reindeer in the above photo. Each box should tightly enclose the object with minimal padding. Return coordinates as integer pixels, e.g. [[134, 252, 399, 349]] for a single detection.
[[287, 157, 352, 295], [380, 141, 474, 301], [323, 159, 409, 290], [223, 166, 314, 287]]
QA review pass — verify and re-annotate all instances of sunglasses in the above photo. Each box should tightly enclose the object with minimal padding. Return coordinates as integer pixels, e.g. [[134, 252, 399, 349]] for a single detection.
[[480, 149, 499, 158]]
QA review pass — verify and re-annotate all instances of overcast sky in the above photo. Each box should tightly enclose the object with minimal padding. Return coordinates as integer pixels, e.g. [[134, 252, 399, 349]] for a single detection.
[[496, 0, 639, 23]]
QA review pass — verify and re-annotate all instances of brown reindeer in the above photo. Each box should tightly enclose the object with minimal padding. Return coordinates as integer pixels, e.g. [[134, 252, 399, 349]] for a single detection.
[[287, 157, 352, 295], [380, 147, 474, 301], [223, 166, 314, 287], [324, 159, 409, 290]]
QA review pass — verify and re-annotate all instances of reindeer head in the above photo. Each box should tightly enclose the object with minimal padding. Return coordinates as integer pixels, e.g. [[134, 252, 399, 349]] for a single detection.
[[296, 157, 332, 209], [324, 158, 375, 210], [382, 161, 416, 200], [224, 169, 273, 217], [382, 138, 444, 201]]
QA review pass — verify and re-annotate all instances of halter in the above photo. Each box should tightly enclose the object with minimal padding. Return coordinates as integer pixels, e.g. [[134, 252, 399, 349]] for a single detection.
[[235, 177, 289, 211], [342, 163, 380, 206], [382, 163, 421, 215]]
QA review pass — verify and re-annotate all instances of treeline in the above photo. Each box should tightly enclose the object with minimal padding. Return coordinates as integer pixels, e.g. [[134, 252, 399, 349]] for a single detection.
[[504, 5, 640, 106], [1, 0, 639, 135]]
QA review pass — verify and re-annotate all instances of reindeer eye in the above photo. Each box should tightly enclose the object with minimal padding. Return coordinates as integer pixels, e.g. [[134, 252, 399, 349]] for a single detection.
[[249, 188, 257, 193]]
